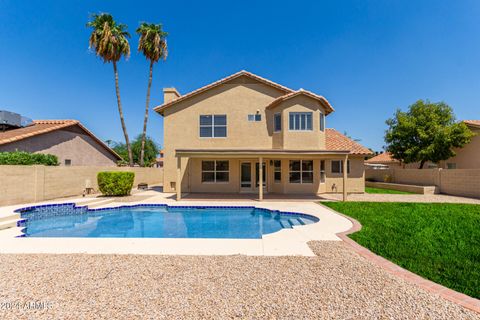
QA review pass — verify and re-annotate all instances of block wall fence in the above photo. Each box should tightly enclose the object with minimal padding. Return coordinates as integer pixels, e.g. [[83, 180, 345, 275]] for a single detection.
[[365, 168, 480, 199], [0, 165, 163, 206]]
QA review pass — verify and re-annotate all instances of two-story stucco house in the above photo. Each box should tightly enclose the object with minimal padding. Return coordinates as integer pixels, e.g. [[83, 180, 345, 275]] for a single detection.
[[154, 71, 371, 200]]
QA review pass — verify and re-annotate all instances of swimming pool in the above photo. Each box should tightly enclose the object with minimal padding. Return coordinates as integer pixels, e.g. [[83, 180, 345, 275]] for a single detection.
[[15, 204, 319, 239]]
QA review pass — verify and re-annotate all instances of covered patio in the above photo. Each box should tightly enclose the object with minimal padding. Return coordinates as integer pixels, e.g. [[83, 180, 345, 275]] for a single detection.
[[175, 149, 351, 202]]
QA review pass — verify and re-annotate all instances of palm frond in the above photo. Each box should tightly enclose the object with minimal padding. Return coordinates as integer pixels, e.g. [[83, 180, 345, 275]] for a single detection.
[[86, 13, 130, 63], [136, 22, 168, 63]]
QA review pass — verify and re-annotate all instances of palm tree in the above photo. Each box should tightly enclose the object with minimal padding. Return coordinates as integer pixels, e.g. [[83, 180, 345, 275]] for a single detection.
[[87, 13, 134, 166], [136, 22, 168, 166]]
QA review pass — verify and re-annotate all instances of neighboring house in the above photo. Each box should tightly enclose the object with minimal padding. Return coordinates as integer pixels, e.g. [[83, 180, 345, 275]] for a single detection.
[[366, 120, 480, 170], [154, 70, 371, 199], [365, 152, 401, 169], [0, 120, 121, 166], [364, 152, 428, 169], [438, 120, 480, 169]]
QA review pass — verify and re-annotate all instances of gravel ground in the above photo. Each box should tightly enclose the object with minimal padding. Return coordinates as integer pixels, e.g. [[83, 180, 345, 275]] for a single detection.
[[0, 242, 478, 320], [322, 193, 480, 204]]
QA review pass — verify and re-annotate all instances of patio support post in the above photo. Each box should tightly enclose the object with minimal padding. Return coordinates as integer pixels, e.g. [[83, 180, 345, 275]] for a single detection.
[[259, 156, 263, 201], [343, 154, 348, 202], [176, 156, 182, 201]]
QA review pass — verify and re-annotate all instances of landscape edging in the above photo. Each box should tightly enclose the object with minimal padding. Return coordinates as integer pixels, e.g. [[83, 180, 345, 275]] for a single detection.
[[317, 202, 480, 314]]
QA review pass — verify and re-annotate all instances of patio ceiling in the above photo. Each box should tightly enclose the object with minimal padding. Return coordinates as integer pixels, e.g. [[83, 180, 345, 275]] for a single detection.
[[175, 149, 350, 158]]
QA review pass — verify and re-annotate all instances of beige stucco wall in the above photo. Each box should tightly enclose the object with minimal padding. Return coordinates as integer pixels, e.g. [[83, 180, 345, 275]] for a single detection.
[[272, 95, 327, 150], [0, 126, 118, 166], [162, 76, 343, 194], [163, 80, 284, 192], [0, 165, 163, 206]]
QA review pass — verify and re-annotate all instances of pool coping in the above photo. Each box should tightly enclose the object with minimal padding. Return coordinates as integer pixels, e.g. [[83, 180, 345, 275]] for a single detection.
[[317, 203, 480, 314], [14, 203, 319, 238], [0, 199, 353, 256]]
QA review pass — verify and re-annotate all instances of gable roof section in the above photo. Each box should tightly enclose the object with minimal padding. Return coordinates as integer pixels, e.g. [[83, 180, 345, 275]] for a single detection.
[[266, 89, 334, 114], [325, 128, 372, 155], [0, 120, 121, 160], [464, 120, 480, 128], [365, 152, 399, 164], [154, 70, 297, 115]]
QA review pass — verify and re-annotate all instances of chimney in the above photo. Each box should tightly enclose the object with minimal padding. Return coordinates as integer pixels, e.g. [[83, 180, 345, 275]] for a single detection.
[[163, 88, 181, 104]]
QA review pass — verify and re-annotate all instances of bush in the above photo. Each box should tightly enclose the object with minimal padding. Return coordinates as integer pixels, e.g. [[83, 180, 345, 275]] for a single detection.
[[0, 151, 59, 166], [97, 171, 135, 196]]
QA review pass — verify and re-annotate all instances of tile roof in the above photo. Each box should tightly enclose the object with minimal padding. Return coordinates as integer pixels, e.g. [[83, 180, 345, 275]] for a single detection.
[[365, 152, 399, 163], [267, 89, 335, 114], [0, 120, 121, 159], [325, 129, 372, 155], [0, 120, 79, 145], [464, 120, 480, 128], [154, 70, 295, 114]]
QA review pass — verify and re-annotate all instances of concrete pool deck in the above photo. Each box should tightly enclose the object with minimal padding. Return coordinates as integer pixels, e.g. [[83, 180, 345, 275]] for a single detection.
[[0, 190, 352, 256]]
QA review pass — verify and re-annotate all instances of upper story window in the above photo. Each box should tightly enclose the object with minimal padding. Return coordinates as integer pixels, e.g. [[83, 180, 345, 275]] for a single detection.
[[247, 114, 262, 122], [199, 115, 227, 138], [289, 112, 312, 131], [319, 113, 325, 132], [274, 113, 281, 132]]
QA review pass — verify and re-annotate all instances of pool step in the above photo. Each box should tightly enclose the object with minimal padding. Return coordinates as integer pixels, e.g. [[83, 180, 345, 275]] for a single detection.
[[0, 218, 20, 231], [288, 218, 303, 227], [279, 220, 288, 229], [0, 212, 20, 223], [81, 198, 116, 209]]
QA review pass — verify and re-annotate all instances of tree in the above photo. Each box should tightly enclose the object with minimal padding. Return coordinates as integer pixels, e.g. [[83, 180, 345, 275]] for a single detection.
[[385, 100, 474, 168], [113, 135, 160, 167], [87, 13, 134, 166], [136, 22, 168, 166]]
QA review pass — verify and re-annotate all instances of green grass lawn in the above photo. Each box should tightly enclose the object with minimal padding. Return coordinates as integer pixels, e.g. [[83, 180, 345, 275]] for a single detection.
[[323, 202, 480, 299], [365, 187, 414, 194]]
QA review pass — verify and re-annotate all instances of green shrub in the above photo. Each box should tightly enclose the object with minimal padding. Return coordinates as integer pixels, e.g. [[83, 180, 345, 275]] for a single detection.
[[97, 171, 135, 196], [0, 151, 59, 166]]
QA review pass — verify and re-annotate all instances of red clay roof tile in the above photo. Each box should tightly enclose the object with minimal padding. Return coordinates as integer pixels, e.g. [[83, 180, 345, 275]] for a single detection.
[[325, 129, 372, 155]]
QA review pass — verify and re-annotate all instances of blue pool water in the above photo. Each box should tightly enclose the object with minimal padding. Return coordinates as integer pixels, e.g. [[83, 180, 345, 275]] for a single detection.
[[17, 204, 319, 239]]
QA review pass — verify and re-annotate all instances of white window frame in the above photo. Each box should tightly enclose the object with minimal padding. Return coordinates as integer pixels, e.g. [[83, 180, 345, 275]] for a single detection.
[[273, 160, 281, 183], [201, 160, 229, 183], [289, 160, 314, 184], [274, 113, 281, 132], [247, 114, 262, 122], [331, 160, 350, 174], [319, 112, 325, 132], [199, 115, 227, 138], [447, 163, 456, 169], [320, 160, 326, 183], [289, 112, 313, 131]]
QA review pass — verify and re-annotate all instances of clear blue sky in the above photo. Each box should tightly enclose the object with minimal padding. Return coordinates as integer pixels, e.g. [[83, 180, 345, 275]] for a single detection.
[[1, 1, 479, 151]]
